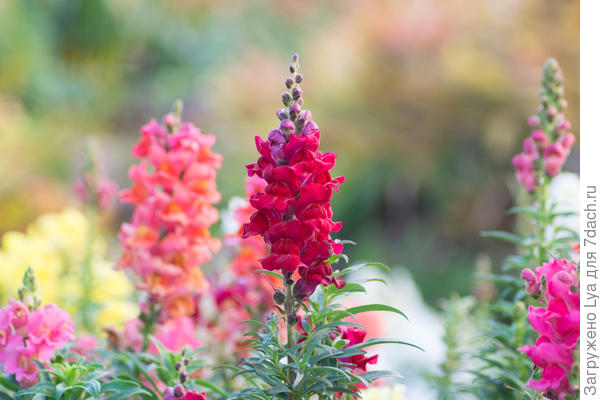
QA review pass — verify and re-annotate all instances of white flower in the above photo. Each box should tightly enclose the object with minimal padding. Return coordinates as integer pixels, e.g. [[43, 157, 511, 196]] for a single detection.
[[360, 384, 407, 400]]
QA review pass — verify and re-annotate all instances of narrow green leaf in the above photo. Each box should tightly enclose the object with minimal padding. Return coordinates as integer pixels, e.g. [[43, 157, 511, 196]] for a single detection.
[[346, 338, 424, 352], [481, 231, 522, 245], [254, 270, 283, 280], [506, 206, 539, 217], [192, 380, 228, 397], [335, 263, 390, 278], [346, 304, 408, 320]]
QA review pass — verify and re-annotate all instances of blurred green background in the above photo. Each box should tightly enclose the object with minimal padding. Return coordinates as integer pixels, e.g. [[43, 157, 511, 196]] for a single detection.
[[0, 0, 579, 307]]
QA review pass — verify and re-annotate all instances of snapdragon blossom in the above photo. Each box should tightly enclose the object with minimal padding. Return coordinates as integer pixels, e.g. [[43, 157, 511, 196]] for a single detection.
[[519, 259, 579, 398], [513, 59, 575, 192], [0, 299, 75, 387], [118, 111, 222, 321], [242, 56, 345, 298]]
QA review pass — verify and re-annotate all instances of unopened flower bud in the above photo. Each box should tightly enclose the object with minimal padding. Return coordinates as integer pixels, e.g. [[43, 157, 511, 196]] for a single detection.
[[292, 87, 303, 101], [174, 385, 184, 398], [282, 92, 293, 107], [520, 268, 539, 296], [183, 358, 190, 366], [298, 110, 311, 122], [276, 109, 290, 121], [292, 53, 299, 63], [175, 361, 182, 371], [547, 106, 557, 118], [557, 121, 571, 132], [297, 97, 304, 106], [273, 290, 285, 305], [178, 371, 187, 384], [528, 116, 540, 127], [289, 65, 296, 74], [560, 133, 576, 150], [295, 74, 303, 84], [31, 295, 42, 310], [288, 313, 299, 325], [280, 119, 294, 134], [289, 103, 301, 120], [285, 78, 294, 89]]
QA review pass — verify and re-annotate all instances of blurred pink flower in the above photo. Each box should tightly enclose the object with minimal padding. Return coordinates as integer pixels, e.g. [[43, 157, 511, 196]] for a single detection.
[[118, 113, 222, 322], [153, 316, 201, 352], [26, 303, 76, 362]]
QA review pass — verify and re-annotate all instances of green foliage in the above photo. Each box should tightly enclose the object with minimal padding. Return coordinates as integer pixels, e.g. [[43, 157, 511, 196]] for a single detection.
[[229, 263, 418, 400]]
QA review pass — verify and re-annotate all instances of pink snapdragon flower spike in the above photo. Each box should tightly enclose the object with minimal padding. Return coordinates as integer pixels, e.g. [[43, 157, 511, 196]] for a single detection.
[[118, 105, 222, 323], [242, 55, 346, 298], [514, 59, 575, 192], [519, 259, 580, 398]]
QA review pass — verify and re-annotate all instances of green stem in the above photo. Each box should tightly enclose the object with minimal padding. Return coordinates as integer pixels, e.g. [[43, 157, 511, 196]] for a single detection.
[[284, 281, 296, 400], [80, 208, 97, 332]]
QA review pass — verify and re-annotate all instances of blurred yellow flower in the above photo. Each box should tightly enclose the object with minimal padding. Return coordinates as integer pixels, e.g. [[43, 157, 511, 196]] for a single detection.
[[360, 384, 407, 400], [0, 207, 136, 331]]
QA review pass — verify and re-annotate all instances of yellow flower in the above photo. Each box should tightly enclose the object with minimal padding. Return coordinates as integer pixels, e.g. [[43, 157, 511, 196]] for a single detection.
[[360, 384, 406, 400], [0, 207, 135, 331]]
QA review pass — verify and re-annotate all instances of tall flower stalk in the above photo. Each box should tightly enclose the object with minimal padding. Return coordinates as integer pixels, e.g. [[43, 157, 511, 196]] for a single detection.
[[468, 59, 579, 400], [241, 54, 346, 356], [230, 54, 418, 400], [117, 102, 222, 351]]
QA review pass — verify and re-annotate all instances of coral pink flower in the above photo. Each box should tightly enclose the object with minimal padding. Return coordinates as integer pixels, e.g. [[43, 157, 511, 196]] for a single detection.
[[242, 59, 345, 297], [26, 303, 75, 362], [118, 112, 222, 324]]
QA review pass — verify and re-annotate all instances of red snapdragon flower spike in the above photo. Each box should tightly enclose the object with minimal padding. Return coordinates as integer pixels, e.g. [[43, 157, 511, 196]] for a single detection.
[[519, 259, 580, 398], [118, 109, 222, 322], [514, 59, 575, 192], [242, 55, 345, 297]]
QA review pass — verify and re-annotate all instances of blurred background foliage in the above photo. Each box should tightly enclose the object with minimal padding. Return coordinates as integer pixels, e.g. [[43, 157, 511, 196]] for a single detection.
[[0, 0, 579, 307]]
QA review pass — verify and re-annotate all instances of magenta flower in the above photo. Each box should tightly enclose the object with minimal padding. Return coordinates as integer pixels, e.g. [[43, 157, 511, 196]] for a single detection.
[[520, 259, 579, 398], [518, 340, 573, 396], [514, 59, 575, 192]]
